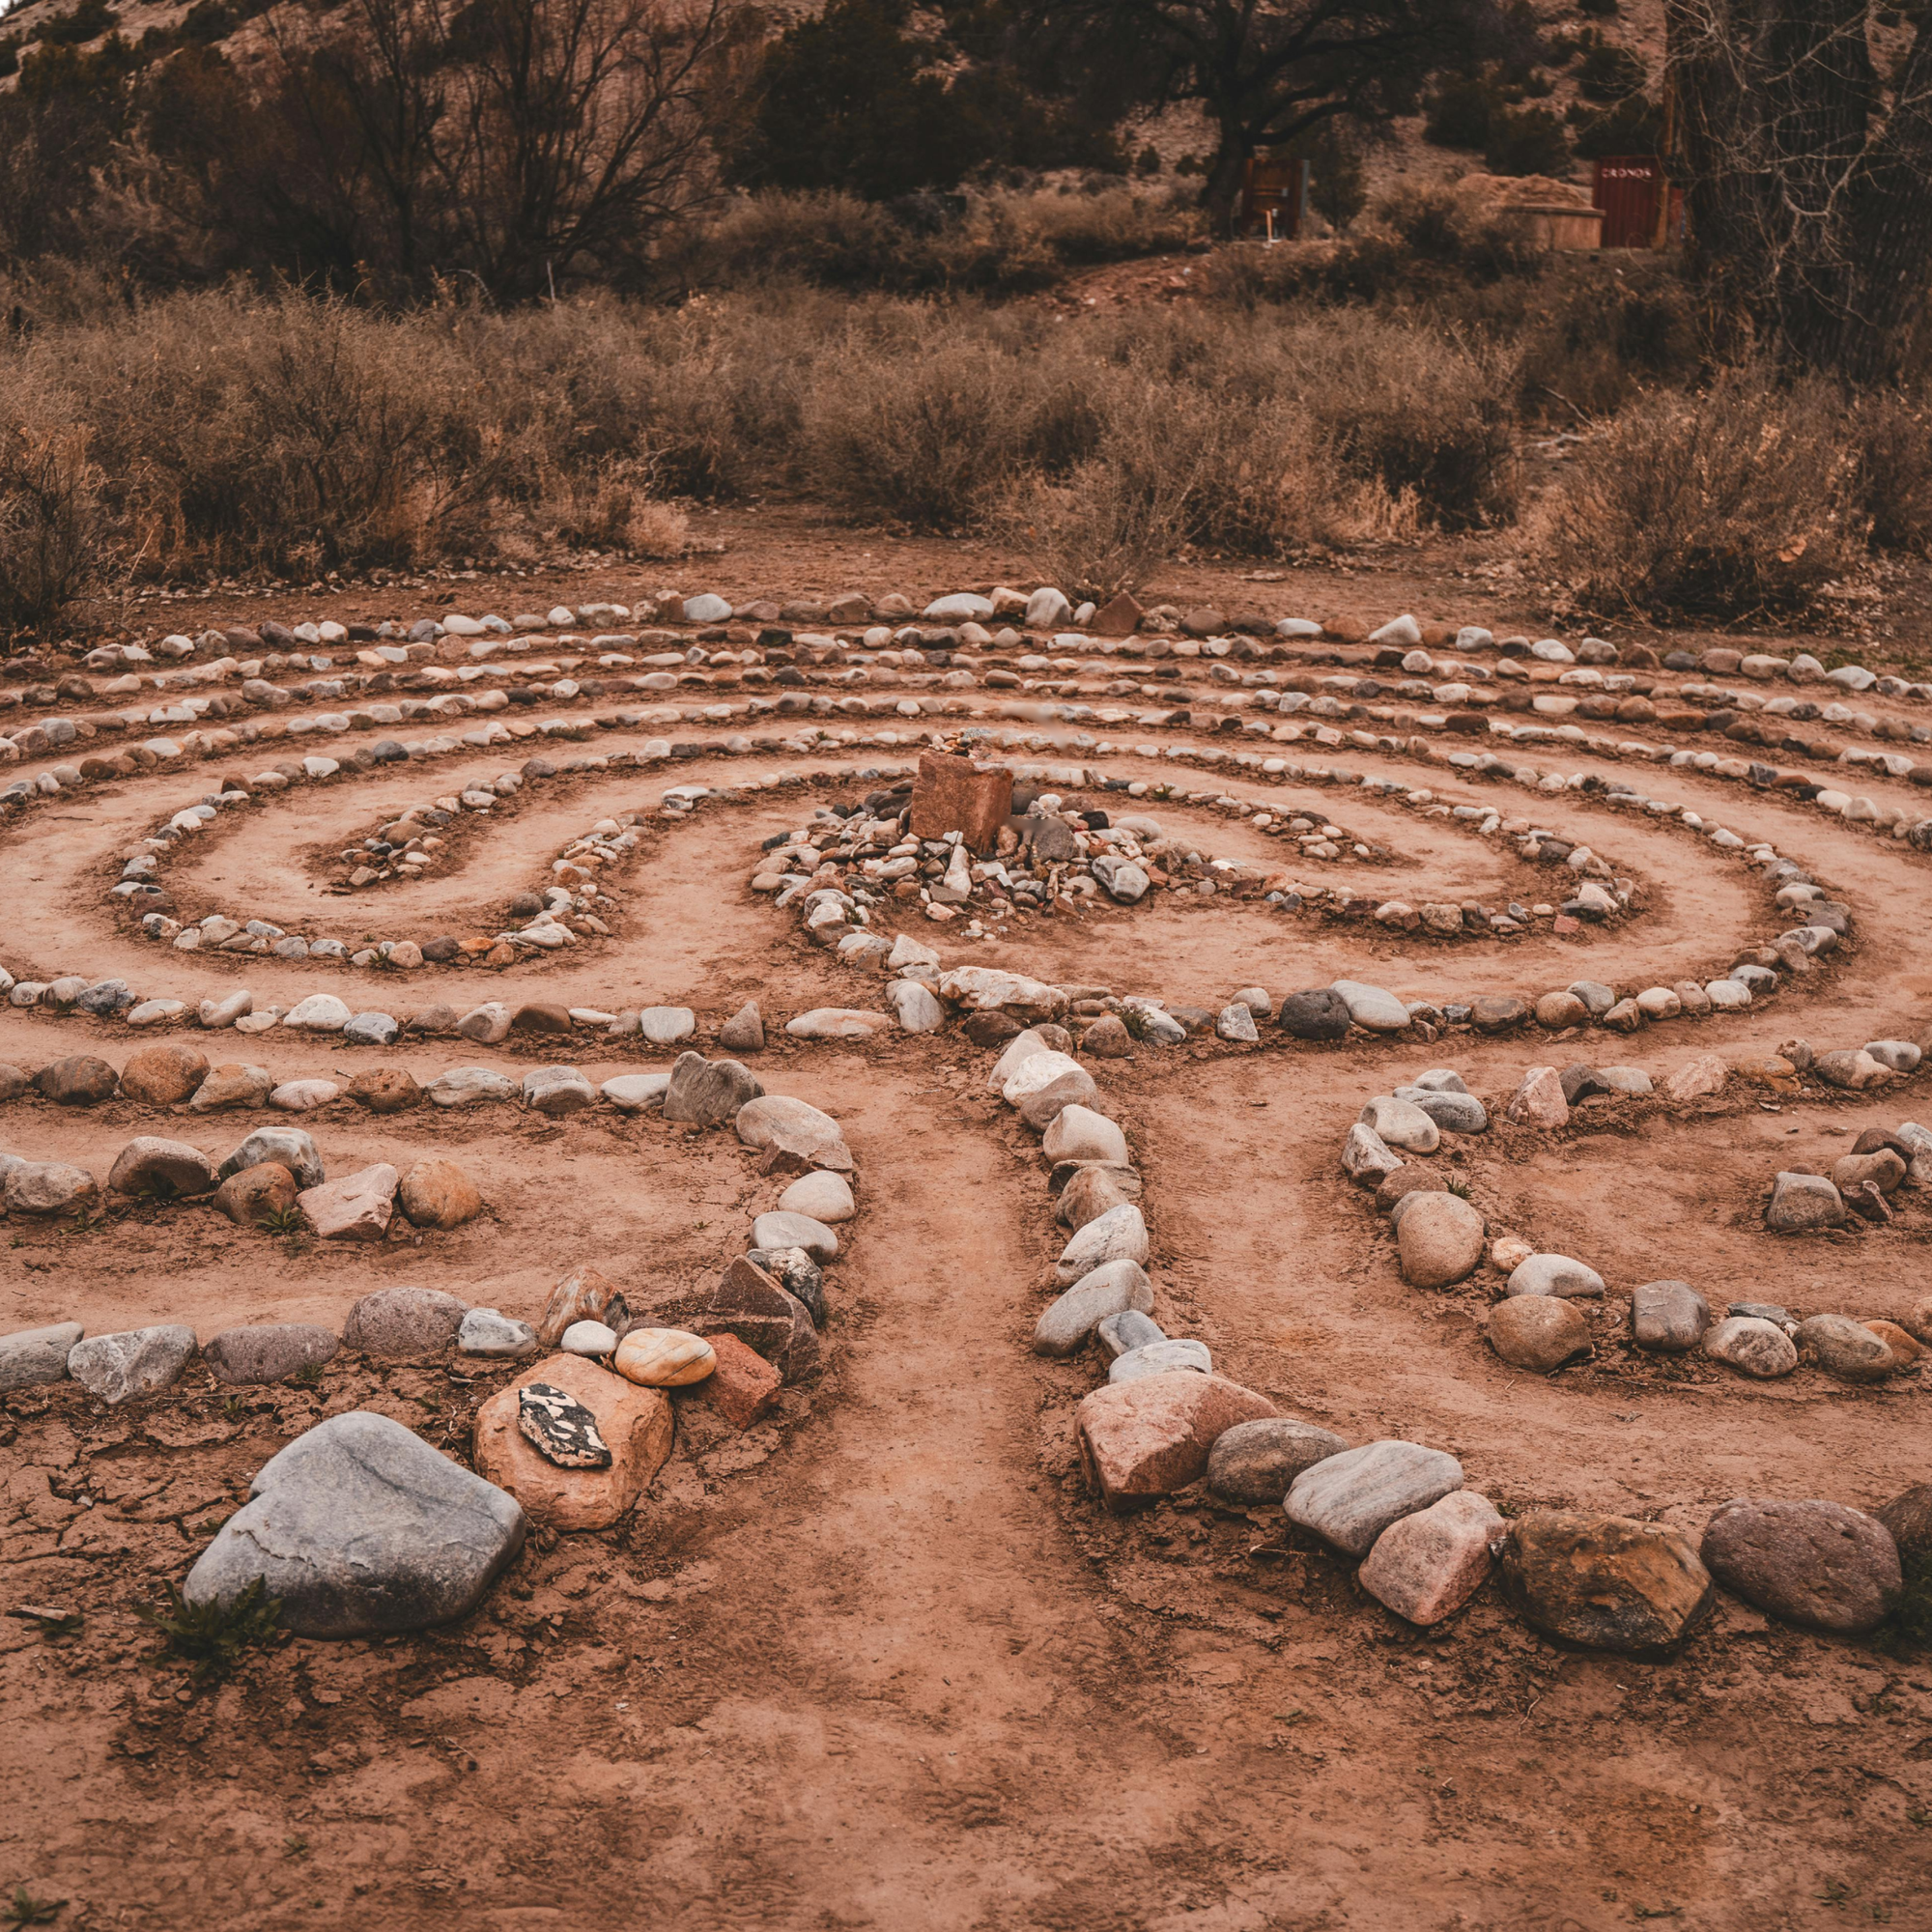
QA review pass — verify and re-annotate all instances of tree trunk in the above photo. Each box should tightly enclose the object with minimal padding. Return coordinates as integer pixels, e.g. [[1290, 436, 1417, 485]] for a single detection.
[[1668, 0, 1932, 382], [1200, 137, 1250, 238]]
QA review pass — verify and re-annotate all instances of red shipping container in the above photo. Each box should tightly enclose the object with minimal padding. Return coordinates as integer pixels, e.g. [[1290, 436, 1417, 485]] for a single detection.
[[1593, 156, 1665, 248]]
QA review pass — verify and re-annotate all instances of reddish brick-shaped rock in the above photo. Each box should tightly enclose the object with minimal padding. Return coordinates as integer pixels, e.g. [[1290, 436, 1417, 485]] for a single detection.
[[666, 1257, 822, 1383], [1076, 1371, 1277, 1512], [1090, 592, 1144, 638], [697, 1332, 781, 1430], [908, 751, 1013, 854]]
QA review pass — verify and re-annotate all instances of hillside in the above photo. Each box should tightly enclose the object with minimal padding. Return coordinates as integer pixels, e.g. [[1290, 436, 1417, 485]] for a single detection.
[[0, 0, 1675, 225]]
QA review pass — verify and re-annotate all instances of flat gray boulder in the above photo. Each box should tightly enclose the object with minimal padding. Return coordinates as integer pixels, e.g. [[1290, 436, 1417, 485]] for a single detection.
[[203, 1321, 341, 1385], [0, 1321, 83, 1392], [1109, 1338, 1210, 1383], [1394, 1086, 1489, 1134], [67, 1324, 197, 1404], [1330, 980, 1411, 1033], [1285, 1439, 1463, 1556], [184, 1410, 525, 1637], [1036, 1260, 1153, 1356]]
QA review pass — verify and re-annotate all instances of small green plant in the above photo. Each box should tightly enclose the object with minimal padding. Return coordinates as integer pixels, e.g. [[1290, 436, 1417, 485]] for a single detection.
[[1908, 1805, 1929, 1828], [282, 1836, 309, 1861], [135, 1577, 284, 1681], [14, 1607, 82, 1640], [261, 1205, 307, 1237], [287, 1360, 325, 1388], [220, 1394, 243, 1422], [3, 1887, 65, 1927], [1447, 1178, 1472, 1200]]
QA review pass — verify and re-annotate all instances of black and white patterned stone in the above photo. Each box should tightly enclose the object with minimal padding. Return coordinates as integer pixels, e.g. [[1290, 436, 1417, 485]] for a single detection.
[[517, 1382, 613, 1468], [746, 1245, 826, 1322]]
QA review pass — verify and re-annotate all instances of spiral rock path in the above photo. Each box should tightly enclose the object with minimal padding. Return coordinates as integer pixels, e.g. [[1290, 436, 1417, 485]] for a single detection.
[[2, 584, 1929, 1927]]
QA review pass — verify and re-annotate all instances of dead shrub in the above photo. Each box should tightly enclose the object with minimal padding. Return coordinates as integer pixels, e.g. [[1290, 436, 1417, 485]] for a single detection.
[[1278, 320, 1520, 529], [1003, 371, 1420, 595], [1539, 373, 1857, 617], [1842, 390, 1932, 554], [530, 457, 690, 556], [803, 324, 1107, 529], [0, 388, 103, 633], [52, 292, 510, 577], [669, 187, 1203, 296]]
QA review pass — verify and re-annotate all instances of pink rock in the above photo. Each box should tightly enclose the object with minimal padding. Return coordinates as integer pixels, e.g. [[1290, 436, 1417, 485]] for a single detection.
[[1357, 1490, 1504, 1625], [1505, 1065, 1570, 1127], [1664, 1053, 1727, 1103], [1076, 1371, 1276, 1512], [298, 1162, 399, 1241]]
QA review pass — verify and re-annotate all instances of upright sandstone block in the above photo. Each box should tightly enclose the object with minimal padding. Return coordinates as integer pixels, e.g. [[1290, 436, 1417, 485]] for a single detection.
[[909, 752, 1013, 855]]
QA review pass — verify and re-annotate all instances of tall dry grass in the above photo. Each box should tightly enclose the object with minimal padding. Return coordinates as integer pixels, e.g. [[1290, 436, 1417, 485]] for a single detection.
[[1536, 372, 1859, 617], [3, 273, 1930, 634]]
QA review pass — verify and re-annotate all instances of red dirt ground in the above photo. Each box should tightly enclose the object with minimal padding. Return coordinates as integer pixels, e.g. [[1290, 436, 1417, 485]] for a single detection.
[[3, 526, 1931, 1931]]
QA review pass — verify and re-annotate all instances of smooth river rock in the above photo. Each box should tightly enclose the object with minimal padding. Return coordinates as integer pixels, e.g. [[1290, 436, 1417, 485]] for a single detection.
[[1486, 1295, 1593, 1372], [1206, 1418, 1347, 1506], [1397, 1193, 1486, 1289], [1035, 1260, 1153, 1357], [1285, 1440, 1464, 1556], [1053, 1204, 1149, 1286], [1700, 1497, 1901, 1634]]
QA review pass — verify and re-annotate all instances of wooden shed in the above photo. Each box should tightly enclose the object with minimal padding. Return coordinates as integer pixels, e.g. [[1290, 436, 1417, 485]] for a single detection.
[[1239, 156, 1310, 240], [1592, 157, 1688, 248]]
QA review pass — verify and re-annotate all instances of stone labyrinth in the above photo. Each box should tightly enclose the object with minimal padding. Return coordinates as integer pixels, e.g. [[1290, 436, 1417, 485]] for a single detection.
[[4, 582, 1931, 1698]]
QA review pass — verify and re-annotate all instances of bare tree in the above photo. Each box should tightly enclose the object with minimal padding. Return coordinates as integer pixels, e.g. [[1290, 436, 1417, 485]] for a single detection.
[[1667, 0, 1932, 382], [1027, 0, 1523, 233], [416, 0, 734, 298], [233, 0, 736, 298]]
